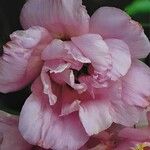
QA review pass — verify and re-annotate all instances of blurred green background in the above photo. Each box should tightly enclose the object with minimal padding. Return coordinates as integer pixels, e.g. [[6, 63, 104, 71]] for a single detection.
[[0, 0, 149, 115]]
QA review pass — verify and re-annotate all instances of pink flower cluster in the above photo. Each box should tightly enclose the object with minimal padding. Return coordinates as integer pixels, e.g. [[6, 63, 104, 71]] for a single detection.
[[0, 0, 150, 149]]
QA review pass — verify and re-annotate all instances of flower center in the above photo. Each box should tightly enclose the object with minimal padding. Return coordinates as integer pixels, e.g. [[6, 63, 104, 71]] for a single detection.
[[73, 63, 90, 83], [131, 142, 150, 150], [57, 33, 70, 41]]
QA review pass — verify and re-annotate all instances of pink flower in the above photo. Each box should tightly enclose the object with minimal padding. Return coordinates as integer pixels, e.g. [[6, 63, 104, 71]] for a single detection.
[[0, 110, 32, 150], [114, 112, 150, 150], [0, 0, 150, 149], [82, 112, 150, 150]]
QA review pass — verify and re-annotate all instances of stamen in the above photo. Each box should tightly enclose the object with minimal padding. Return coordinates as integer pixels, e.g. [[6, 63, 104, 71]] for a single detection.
[[131, 142, 150, 150]]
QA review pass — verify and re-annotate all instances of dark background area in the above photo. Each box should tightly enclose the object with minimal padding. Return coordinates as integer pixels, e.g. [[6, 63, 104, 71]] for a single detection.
[[0, 0, 25, 52], [84, 0, 133, 15], [0, 0, 149, 114]]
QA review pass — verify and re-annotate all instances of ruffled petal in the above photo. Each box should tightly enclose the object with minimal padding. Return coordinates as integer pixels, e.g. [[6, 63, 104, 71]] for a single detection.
[[43, 58, 86, 93], [79, 75, 109, 99], [20, 0, 90, 38], [32, 77, 80, 117], [40, 66, 57, 105], [42, 39, 66, 60], [42, 40, 87, 70], [118, 128, 150, 141], [108, 82, 141, 126], [105, 39, 131, 80], [61, 100, 80, 116], [135, 110, 150, 128], [0, 111, 32, 150], [45, 59, 71, 74], [110, 100, 140, 126], [0, 27, 51, 93], [19, 94, 89, 150], [10, 26, 52, 49], [79, 100, 113, 135], [90, 7, 150, 58], [64, 41, 91, 64], [61, 86, 80, 116], [122, 60, 150, 107], [72, 34, 112, 75], [51, 69, 87, 93], [0, 45, 38, 93], [81, 78, 142, 128], [65, 70, 87, 93]]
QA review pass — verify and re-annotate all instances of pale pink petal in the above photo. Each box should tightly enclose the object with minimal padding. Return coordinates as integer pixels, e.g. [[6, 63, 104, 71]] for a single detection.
[[79, 76, 96, 98], [33, 77, 80, 116], [68, 70, 86, 92], [63, 41, 89, 70], [105, 39, 131, 80], [50, 73, 66, 85], [46, 61, 82, 91], [79, 100, 113, 135], [110, 100, 140, 126], [31, 77, 44, 98], [0, 27, 51, 93], [0, 44, 40, 93], [122, 60, 150, 107], [51, 68, 87, 93], [79, 75, 109, 99], [92, 82, 140, 127], [20, 0, 90, 38], [44, 59, 71, 74], [61, 86, 80, 116], [108, 82, 140, 126], [64, 41, 91, 64], [40, 67, 57, 105], [118, 128, 150, 142], [19, 94, 89, 150], [42, 39, 66, 60], [72, 34, 112, 75], [63, 69, 87, 93], [48, 63, 71, 85], [0, 110, 32, 150], [136, 110, 149, 128], [10, 26, 52, 49], [31, 76, 62, 102], [61, 100, 81, 116], [49, 63, 71, 74], [90, 7, 150, 58], [42, 40, 84, 71]]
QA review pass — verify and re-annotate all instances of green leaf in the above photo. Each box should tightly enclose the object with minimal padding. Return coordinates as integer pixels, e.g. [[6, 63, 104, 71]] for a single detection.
[[125, 0, 150, 15]]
